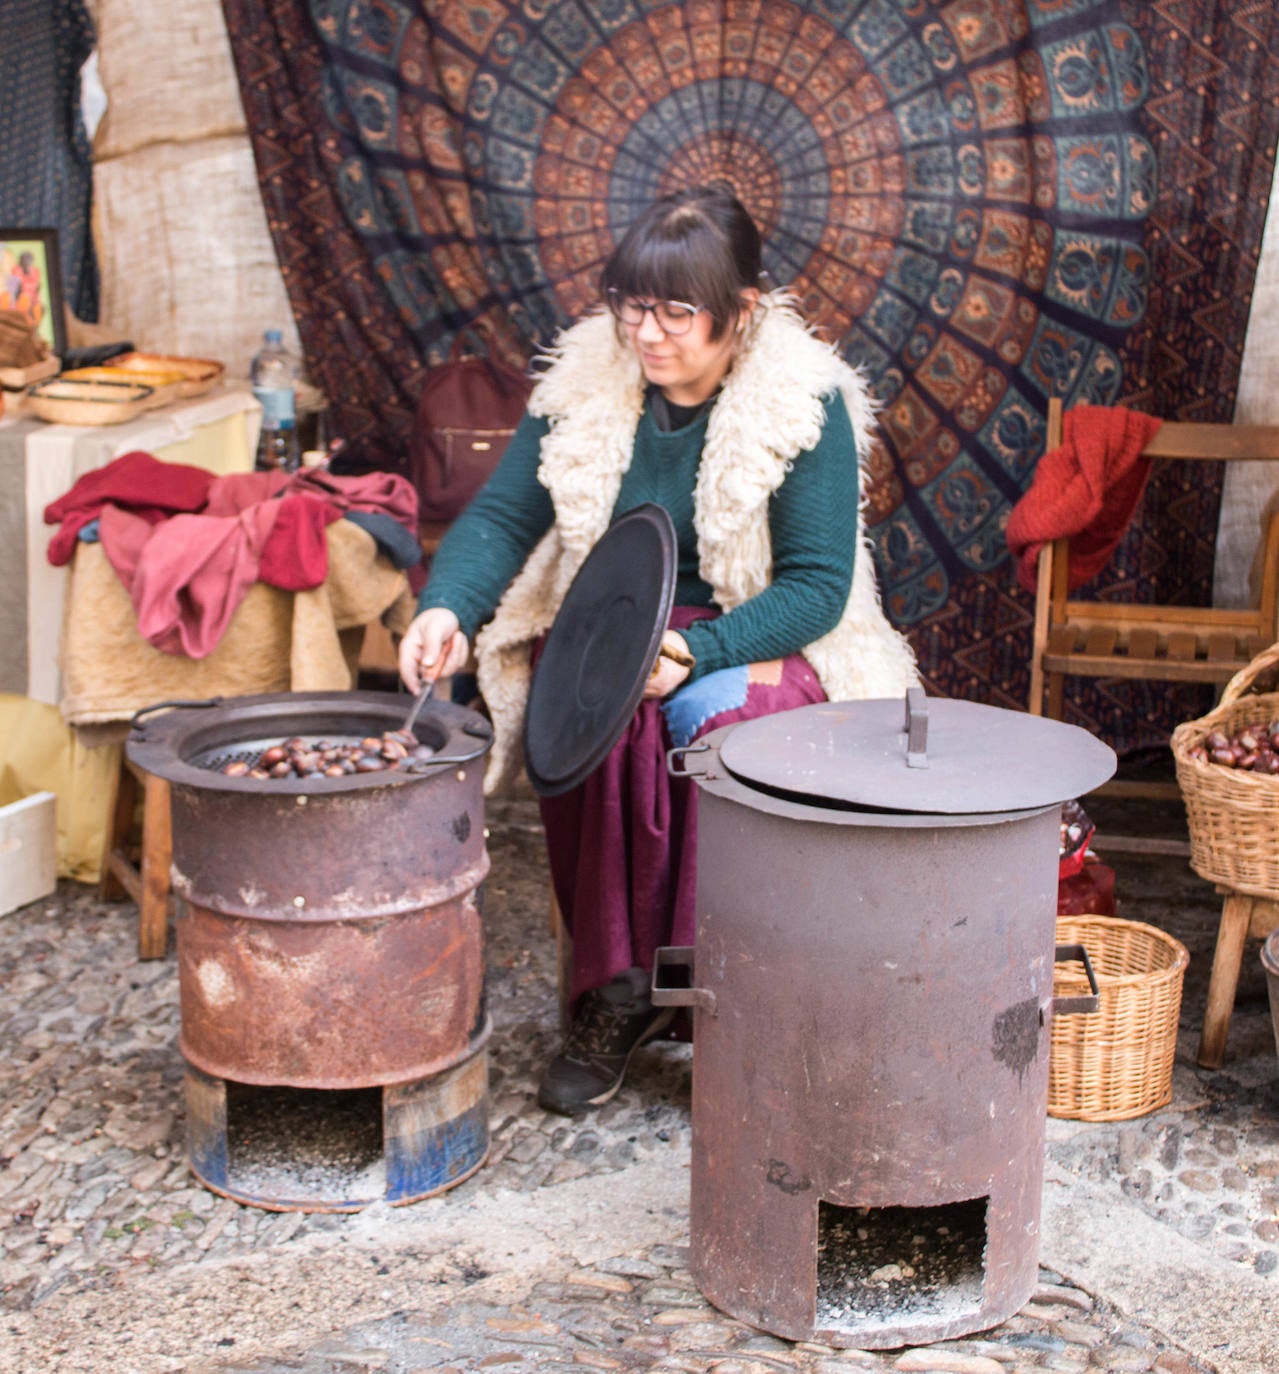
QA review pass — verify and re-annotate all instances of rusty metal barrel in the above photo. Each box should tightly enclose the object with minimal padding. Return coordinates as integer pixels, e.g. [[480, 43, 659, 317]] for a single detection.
[[128, 691, 493, 1210]]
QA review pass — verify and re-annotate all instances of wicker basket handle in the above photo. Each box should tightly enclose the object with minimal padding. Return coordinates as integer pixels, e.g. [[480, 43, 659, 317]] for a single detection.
[[1220, 640, 1279, 706]]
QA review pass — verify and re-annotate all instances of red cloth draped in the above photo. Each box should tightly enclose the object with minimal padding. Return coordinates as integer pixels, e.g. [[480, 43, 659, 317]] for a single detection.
[[1006, 406, 1164, 594]]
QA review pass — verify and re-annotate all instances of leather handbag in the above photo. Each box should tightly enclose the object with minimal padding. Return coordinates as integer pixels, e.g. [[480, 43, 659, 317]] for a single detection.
[[409, 335, 532, 524]]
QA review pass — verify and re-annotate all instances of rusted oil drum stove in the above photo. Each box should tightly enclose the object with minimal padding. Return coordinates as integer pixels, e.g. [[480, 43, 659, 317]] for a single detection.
[[658, 691, 1113, 1348], [128, 691, 493, 1212]]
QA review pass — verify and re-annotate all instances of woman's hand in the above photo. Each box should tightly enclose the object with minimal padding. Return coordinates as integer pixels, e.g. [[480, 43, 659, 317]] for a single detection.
[[399, 607, 470, 692], [642, 630, 693, 699]]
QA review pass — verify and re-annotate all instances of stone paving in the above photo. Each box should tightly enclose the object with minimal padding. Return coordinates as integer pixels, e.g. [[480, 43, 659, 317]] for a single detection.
[[192, 1259, 1207, 1374], [1, 790, 1276, 1373]]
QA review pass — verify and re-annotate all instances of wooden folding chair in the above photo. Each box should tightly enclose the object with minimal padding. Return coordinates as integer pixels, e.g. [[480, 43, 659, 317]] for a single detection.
[[1028, 398, 1279, 797]]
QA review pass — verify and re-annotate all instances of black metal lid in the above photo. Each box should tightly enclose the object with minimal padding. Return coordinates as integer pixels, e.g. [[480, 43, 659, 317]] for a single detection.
[[524, 503, 677, 797], [717, 690, 1116, 815]]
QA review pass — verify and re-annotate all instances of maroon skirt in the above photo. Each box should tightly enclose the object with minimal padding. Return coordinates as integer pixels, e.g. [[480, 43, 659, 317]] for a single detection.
[[538, 607, 826, 1010]]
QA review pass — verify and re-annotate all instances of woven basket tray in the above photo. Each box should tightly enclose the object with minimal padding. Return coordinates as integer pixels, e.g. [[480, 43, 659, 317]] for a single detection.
[[1049, 915, 1188, 1122], [25, 377, 156, 426], [1171, 643, 1279, 897]]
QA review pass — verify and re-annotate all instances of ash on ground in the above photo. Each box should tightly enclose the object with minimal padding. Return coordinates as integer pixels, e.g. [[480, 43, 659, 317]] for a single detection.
[[815, 1196, 987, 1332], [222, 1082, 387, 1209]]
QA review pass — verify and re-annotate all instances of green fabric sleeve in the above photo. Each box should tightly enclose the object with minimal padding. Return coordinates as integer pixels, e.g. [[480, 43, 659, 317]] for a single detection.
[[416, 412, 554, 639], [679, 390, 859, 678]]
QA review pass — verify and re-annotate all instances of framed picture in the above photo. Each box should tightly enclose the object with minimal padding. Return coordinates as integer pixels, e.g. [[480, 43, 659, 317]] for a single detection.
[[0, 228, 67, 357]]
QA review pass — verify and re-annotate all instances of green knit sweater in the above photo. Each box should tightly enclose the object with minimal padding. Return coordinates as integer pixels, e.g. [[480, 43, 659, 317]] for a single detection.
[[419, 389, 859, 680]]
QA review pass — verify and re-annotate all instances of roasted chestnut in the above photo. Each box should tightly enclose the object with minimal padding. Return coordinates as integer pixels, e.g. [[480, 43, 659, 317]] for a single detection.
[[1200, 721, 1279, 775], [227, 724, 449, 782]]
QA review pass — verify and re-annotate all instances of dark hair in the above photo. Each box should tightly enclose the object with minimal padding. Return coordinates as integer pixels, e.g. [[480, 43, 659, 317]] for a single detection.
[[600, 185, 762, 341]]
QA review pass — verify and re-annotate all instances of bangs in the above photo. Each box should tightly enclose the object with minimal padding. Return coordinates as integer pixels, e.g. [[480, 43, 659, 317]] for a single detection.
[[600, 207, 746, 338], [606, 232, 717, 306]]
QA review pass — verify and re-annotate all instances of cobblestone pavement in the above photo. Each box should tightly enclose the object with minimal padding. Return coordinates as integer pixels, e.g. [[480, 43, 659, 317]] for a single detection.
[[1, 791, 1275, 1373], [189, 1258, 1208, 1374]]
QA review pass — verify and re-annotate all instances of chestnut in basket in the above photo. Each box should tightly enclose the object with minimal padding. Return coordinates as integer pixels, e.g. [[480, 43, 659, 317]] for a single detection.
[[219, 728, 436, 780], [1188, 720, 1279, 774]]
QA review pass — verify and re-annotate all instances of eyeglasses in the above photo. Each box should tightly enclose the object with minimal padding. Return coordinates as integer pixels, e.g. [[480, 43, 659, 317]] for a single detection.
[[606, 289, 705, 336]]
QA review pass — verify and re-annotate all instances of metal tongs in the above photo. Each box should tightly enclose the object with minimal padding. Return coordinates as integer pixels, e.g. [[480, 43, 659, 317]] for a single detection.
[[401, 674, 437, 734]]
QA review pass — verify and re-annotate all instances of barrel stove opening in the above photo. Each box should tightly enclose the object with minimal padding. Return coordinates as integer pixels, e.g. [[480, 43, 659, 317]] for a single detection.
[[222, 1082, 386, 1210], [815, 1197, 988, 1334]]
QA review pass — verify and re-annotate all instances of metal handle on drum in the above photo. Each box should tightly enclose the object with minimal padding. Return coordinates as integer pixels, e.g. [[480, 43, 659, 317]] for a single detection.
[[1053, 942, 1101, 1015], [652, 946, 716, 1015], [419, 720, 494, 769], [903, 686, 929, 769], [666, 741, 712, 779], [128, 697, 225, 736], [414, 743, 493, 769]]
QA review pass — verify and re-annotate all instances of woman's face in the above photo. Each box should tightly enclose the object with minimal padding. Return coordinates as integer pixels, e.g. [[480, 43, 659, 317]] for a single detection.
[[621, 290, 758, 408]]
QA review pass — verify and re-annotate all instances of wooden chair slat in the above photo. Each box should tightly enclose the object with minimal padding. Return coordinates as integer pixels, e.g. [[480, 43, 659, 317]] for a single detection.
[[1206, 631, 1239, 664], [1083, 625, 1119, 657], [1125, 627, 1160, 662], [1047, 625, 1080, 655]]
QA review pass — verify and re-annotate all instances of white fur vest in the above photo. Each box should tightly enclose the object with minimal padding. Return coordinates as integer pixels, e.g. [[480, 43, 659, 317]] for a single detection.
[[474, 293, 919, 792]]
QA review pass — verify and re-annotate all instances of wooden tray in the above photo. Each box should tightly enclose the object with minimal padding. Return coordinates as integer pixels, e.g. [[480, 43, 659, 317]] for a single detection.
[[0, 355, 60, 391], [61, 365, 186, 409], [109, 351, 225, 398], [25, 377, 156, 426]]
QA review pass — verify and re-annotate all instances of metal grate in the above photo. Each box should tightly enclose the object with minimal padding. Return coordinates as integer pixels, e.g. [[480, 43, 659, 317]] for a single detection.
[[188, 734, 379, 772]]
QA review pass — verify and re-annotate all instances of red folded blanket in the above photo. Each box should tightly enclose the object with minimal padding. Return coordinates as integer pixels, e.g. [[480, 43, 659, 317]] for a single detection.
[[1006, 405, 1163, 593]]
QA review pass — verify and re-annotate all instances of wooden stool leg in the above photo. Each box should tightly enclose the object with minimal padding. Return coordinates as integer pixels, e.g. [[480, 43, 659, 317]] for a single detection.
[[99, 754, 140, 902], [1197, 891, 1255, 1069], [137, 775, 172, 960]]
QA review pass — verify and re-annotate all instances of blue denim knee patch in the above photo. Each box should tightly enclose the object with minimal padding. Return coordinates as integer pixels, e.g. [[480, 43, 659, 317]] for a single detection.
[[661, 665, 749, 747]]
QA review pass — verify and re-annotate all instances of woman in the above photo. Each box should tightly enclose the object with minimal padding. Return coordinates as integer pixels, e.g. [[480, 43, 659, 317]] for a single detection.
[[400, 186, 917, 1115]]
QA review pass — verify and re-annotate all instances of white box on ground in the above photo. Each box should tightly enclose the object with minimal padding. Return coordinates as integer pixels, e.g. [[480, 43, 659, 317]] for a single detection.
[[0, 791, 57, 916]]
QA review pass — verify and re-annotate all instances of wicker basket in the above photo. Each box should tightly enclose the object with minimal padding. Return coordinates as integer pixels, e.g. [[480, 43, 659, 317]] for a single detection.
[[1171, 643, 1279, 898], [1049, 915, 1188, 1121]]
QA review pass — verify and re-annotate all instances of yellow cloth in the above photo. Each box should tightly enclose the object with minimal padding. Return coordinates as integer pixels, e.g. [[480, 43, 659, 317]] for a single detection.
[[0, 695, 120, 882]]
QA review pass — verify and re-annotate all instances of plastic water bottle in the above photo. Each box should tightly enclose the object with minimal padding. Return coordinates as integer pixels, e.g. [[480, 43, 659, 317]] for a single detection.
[[251, 329, 301, 473]]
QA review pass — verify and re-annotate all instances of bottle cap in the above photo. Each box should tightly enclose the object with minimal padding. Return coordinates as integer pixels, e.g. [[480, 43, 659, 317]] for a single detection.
[[265, 329, 282, 344]]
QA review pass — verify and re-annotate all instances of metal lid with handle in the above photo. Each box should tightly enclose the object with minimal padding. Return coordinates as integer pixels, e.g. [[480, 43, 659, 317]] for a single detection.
[[709, 690, 1116, 816]]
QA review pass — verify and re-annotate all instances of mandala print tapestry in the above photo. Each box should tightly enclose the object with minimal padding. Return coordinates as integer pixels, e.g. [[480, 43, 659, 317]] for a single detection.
[[222, 0, 1279, 752]]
